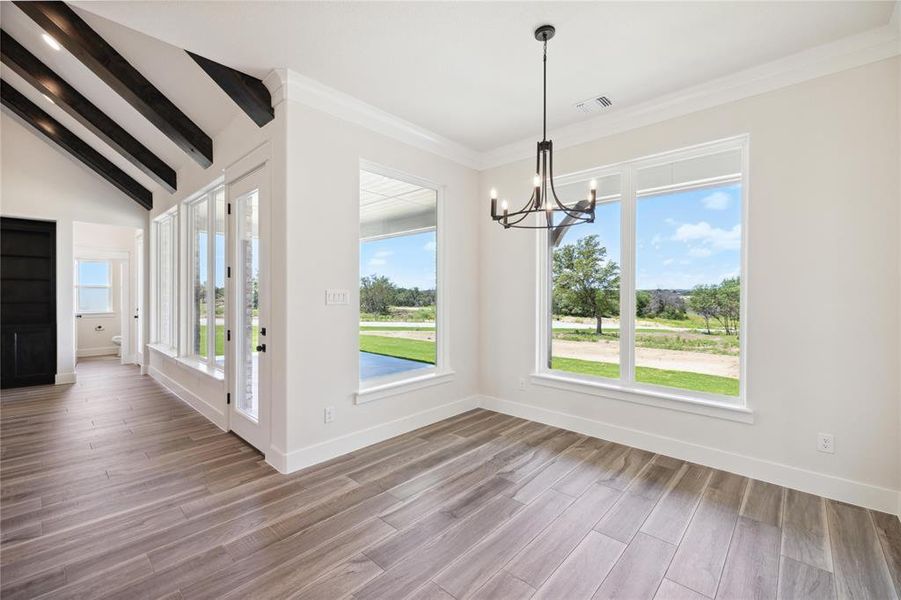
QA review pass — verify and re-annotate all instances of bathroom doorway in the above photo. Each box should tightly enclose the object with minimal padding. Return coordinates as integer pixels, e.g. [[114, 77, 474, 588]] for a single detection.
[[73, 222, 141, 364]]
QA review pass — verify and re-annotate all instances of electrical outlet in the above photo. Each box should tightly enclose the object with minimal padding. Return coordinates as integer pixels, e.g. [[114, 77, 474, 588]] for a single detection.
[[324, 406, 335, 424], [817, 433, 834, 454], [519, 378, 526, 391]]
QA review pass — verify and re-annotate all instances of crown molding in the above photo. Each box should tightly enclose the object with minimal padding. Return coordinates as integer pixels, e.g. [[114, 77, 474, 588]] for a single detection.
[[262, 68, 481, 169], [479, 23, 901, 169], [262, 20, 899, 173]]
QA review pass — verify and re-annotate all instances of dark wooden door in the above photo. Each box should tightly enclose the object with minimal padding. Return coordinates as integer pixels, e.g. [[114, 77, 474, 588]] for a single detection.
[[1, 217, 57, 388]]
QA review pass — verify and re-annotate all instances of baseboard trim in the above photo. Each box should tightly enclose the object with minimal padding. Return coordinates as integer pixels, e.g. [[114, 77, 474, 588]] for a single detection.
[[270, 395, 481, 474], [478, 395, 900, 515], [148, 366, 228, 431], [76, 347, 119, 358], [55, 372, 76, 385]]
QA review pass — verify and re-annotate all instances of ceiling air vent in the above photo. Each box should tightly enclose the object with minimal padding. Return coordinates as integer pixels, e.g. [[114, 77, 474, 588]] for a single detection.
[[575, 95, 613, 114]]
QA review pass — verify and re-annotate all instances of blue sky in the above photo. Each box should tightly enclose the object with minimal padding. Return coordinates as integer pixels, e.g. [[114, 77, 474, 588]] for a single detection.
[[197, 233, 229, 287], [558, 183, 741, 290], [360, 230, 437, 289]]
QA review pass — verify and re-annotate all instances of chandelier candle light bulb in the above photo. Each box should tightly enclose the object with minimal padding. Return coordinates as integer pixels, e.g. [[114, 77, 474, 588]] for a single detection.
[[488, 24, 597, 231]]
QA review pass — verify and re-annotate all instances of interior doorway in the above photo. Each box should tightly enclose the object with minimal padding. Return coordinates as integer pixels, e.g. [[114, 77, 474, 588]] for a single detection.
[[73, 222, 142, 365]]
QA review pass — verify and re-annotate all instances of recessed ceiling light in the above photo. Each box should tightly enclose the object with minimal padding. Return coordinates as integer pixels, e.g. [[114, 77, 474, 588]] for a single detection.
[[42, 33, 61, 51]]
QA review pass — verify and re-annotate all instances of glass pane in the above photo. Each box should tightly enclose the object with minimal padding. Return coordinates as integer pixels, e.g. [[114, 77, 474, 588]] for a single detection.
[[214, 189, 226, 369], [634, 182, 741, 397], [78, 260, 109, 286], [158, 219, 172, 347], [78, 287, 111, 313], [359, 170, 437, 381], [550, 174, 621, 380], [191, 199, 209, 358], [237, 190, 260, 420]]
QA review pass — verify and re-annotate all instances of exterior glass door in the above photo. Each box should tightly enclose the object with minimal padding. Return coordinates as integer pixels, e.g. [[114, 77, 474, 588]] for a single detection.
[[228, 168, 269, 452]]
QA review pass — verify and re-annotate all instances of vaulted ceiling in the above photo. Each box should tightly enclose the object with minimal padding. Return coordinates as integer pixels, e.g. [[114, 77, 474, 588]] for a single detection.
[[73, 1, 896, 151], [0, 1, 255, 205]]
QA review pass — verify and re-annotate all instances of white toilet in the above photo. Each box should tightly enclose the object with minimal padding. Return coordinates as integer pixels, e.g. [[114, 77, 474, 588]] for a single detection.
[[112, 335, 122, 357]]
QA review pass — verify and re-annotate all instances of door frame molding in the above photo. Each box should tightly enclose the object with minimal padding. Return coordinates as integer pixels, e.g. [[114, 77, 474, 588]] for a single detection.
[[224, 142, 271, 453]]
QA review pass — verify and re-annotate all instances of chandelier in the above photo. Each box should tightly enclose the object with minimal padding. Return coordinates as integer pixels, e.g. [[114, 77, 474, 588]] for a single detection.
[[490, 25, 597, 230]]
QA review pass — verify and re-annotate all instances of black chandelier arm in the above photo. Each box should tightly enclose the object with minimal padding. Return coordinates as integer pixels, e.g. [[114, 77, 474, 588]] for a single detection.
[[546, 143, 587, 219]]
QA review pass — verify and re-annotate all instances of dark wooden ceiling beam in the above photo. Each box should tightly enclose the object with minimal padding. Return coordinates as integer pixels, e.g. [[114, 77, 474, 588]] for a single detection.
[[14, 1, 213, 168], [1, 80, 153, 210], [187, 51, 274, 128], [1, 30, 177, 193]]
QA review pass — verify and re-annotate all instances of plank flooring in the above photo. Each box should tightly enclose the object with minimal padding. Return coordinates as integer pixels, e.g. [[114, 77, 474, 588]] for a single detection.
[[1, 357, 899, 599]]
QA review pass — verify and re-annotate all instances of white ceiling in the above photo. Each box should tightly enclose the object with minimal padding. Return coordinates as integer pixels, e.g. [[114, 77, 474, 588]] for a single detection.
[[73, 1, 896, 152]]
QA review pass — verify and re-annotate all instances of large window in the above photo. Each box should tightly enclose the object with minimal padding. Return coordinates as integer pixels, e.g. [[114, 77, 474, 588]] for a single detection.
[[153, 210, 178, 351], [75, 259, 112, 314], [186, 185, 226, 372], [545, 138, 746, 405], [359, 166, 439, 384]]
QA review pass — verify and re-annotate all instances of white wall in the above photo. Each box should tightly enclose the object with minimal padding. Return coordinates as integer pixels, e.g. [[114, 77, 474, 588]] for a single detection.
[[479, 58, 901, 513], [268, 81, 481, 470], [0, 112, 147, 383]]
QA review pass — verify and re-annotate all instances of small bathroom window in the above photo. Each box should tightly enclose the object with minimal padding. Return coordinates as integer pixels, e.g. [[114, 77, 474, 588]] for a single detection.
[[76, 259, 112, 314]]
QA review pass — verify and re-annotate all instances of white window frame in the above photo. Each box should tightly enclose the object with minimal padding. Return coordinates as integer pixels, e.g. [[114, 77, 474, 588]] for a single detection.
[[151, 208, 178, 354], [534, 135, 751, 422], [75, 259, 113, 315], [355, 160, 453, 403], [182, 182, 225, 375], [177, 179, 225, 377]]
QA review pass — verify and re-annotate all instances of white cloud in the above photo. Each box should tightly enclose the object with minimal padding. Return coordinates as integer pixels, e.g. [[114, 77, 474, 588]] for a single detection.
[[423, 240, 436, 252], [367, 249, 393, 267], [672, 221, 741, 251], [662, 258, 675, 266], [701, 191, 730, 210], [688, 247, 712, 258]]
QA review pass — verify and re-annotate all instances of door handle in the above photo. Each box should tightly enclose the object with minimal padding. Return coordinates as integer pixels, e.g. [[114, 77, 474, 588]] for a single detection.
[[256, 343, 266, 353]]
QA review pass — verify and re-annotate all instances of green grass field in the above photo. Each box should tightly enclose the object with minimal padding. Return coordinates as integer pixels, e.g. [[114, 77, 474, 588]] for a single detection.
[[360, 326, 436, 332], [358, 334, 737, 396], [551, 356, 739, 396], [199, 325, 259, 357], [359, 335, 436, 364]]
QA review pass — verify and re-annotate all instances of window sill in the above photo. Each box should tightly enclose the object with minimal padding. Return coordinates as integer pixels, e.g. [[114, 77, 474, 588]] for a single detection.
[[175, 356, 225, 382], [147, 343, 178, 359], [356, 370, 455, 404], [77, 312, 116, 319], [530, 372, 753, 424], [147, 345, 224, 382]]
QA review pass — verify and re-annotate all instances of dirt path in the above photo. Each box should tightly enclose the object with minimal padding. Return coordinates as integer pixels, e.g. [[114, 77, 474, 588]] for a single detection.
[[363, 330, 738, 379], [552, 339, 739, 378]]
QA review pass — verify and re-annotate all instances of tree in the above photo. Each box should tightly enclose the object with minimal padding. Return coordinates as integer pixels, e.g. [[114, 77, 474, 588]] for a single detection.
[[648, 289, 687, 320], [553, 235, 620, 334], [635, 290, 651, 318], [714, 277, 740, 334], [360, 275, 396, 315], [688, 284, 718, 334]]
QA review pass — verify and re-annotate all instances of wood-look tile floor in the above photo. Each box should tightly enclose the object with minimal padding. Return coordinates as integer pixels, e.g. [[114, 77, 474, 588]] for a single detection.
[[2, 358, 900, 600]]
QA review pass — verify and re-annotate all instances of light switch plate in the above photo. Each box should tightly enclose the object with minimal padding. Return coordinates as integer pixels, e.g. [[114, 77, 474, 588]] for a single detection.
[[325, 289, 350, 305]]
